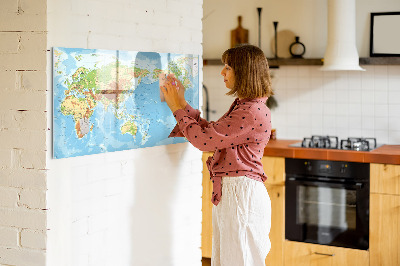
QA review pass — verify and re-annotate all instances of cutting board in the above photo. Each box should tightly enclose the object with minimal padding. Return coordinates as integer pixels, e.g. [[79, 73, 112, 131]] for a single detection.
[[231, 16, 249, 48]]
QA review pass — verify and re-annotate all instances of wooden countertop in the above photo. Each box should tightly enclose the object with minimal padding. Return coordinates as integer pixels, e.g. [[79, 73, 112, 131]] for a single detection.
[[263, 139, 400, 165]]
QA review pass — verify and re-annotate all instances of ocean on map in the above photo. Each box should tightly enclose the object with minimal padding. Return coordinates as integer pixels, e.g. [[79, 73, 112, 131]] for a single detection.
[[53, 47, 199, 159]]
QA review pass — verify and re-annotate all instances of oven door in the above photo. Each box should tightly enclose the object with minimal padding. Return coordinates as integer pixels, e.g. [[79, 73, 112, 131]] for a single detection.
[[285, 177, 369, 250]]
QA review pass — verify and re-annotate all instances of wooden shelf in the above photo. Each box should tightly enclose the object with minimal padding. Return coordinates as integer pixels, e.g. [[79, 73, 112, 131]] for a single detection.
[[203, 57, 400, 67], [203, 58, 323, 67], [359, 57, 400, 65], [268, 58, 322, 67]]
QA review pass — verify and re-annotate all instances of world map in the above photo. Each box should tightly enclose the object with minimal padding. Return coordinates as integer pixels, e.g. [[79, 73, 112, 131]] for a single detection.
[[53, 47, 199, 159]]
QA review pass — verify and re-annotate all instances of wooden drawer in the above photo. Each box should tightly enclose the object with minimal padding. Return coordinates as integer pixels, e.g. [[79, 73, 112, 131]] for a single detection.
[[284, 241, 369, 266]]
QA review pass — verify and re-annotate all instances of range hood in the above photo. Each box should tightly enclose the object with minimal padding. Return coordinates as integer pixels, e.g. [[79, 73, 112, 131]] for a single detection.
[[320, 0, 365, 71]]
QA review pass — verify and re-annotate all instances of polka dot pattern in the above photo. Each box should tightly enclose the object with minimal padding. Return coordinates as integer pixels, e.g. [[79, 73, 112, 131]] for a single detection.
[[169, 97, 272, 206]]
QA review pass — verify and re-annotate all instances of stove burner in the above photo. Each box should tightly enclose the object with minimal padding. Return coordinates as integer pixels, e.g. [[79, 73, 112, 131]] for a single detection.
[[340, 137, 377, 151], [301, 135, 339, 149], [295, 136, 378, 151]]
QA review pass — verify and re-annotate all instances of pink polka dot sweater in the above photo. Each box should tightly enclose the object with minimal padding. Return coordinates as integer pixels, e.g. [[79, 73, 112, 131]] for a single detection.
[[169, 97, 272, 206]]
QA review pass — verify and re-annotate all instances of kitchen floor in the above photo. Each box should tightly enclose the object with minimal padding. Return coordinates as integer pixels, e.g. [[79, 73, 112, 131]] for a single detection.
[[202, 257, 211, 266]]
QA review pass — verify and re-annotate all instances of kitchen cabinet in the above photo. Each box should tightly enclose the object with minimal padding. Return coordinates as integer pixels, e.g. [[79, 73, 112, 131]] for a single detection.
[[261, 156, 285, 186], [264, 184, 284, 265], [201, 152, 213, 258], [370, 163, 400, 195], [284, 241, 369, 266], [202, 156, 400, 265], [261, 156, 285, 266], [201, 154, 286, 266], [370, 163, 400, 266]]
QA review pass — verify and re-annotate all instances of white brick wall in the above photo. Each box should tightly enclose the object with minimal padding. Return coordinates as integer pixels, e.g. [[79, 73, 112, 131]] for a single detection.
[[0, 227, 19, 247], [0, 0, 48, 265], [0, 187, 19, 208], [46, 1, 203, 266], [21, 229, 47, 250], [2, 0, 204, 264]]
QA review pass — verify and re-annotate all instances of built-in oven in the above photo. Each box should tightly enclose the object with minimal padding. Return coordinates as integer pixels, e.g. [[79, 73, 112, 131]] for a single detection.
[[285, 158, 370, 250]]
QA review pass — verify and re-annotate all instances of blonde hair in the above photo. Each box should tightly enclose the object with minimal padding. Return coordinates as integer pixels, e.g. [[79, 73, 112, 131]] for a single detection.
[[221, 44, 273, 99]]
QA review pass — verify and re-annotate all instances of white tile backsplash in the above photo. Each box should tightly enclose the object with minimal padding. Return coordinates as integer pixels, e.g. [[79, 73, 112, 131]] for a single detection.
[[336, 115, 348, 129], [203, 64, 400, 145], [361, 104, 374, 117], [286, 77, 299, 89], [389, 104, 400, 117], [374, 65, 388, 77], [388, 76, 400, 91], [298, 77, 311, 89], [374, 90, 388, 104], [375, 104, 389, 117], [348, 80, 362, 91], [374, 77, 388, 91], [336, 103, 349, 116], [362, 90, 375, 103], [388, 91, 400, 105], [323, 103, 336, 116]]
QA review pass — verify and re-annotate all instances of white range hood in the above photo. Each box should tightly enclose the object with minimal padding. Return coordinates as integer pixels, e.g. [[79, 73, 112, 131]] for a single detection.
[[320, 0, 365, 71]]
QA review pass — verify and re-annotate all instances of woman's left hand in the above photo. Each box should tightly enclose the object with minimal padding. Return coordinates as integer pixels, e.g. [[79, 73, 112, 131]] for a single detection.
[[161, 76, 185, 113]]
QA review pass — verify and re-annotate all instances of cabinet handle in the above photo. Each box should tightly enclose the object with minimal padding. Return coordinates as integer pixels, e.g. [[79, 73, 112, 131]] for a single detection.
[[314, 252, 335, 257]]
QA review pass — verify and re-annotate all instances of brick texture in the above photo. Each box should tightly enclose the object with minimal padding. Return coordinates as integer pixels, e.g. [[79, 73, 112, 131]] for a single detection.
[[0, 187, 19, 208], [0, 227, 19, 247], [0, 0, 47, 264], [0, 169, 47, 189], [21, 229, 46, 250], [46, 0, 203, 266], [0, 208, 47, 230], [0, 247, 46, 266], [19, 189, 47, 209]]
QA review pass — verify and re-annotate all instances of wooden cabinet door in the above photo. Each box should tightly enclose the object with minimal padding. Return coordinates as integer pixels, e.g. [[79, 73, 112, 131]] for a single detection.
[[262, 156, 285, 265], [264, 184, 285, 266], [201, 152, 213, 258], [284, 241, 369, 266], [370, 193, 400, 266], [262, 156, 285, 186], [370, 163, 400, 195]]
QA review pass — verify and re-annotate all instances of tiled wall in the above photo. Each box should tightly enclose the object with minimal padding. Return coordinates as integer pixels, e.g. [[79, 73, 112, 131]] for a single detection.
[[203, 65, 400, 145]]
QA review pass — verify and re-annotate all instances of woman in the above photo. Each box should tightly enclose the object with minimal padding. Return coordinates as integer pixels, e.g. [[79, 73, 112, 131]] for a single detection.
[[162, 44, 273, 266]]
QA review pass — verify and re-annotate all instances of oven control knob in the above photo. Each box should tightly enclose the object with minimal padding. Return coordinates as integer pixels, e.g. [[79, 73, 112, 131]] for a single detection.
[[340, 164, 347, 174], [304, 161, 312, 171]]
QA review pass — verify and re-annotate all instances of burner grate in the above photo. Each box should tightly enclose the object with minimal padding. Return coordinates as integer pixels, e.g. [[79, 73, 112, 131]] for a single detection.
[[296, 136, 378, 151], [340, 137, 377, 151], [301, 135, 339, 149]]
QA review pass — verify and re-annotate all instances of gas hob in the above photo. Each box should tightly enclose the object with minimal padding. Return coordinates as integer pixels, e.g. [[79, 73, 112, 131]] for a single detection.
[[289, 135, 382, 151]]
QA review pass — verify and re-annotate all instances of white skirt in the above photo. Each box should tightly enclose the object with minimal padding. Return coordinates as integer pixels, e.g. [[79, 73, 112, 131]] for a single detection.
[[212, 176, 271, 266]]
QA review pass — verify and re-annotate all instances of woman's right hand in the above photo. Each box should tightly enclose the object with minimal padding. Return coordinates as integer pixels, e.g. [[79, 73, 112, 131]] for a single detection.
[[161, 75, 187, 113], [168, 74, 187, 108]]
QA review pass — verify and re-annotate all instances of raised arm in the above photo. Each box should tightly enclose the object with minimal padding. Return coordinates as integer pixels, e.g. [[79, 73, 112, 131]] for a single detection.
[[162, 75, 210, 137], [172, 106, 257, 152]]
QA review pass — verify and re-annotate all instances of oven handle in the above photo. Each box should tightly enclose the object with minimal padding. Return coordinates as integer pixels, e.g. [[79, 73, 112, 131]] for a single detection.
[[286, 177, 364, 189]]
